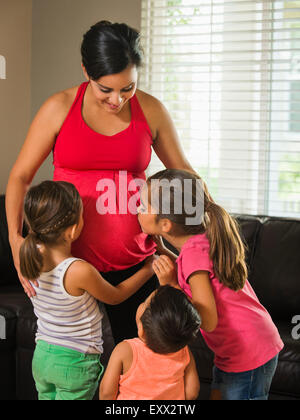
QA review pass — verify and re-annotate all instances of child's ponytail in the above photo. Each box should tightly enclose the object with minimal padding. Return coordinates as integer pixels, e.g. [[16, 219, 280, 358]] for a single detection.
[[205, 201, 248, 291], [19, 180, 82, 281], [19, 233, 43, 280]]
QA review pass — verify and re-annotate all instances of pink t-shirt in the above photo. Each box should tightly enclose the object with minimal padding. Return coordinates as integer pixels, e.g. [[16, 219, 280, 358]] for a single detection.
[[176, 234, 284, 373]]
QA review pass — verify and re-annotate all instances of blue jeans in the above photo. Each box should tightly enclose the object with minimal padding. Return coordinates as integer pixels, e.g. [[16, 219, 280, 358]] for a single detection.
[[211, 355, 279, 400]]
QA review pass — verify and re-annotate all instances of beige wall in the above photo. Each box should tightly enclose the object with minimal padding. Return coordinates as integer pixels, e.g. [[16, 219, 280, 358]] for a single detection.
[[0, 0, 142, 193], [0, 0, 32, 194], [31, 0, 142, 184]]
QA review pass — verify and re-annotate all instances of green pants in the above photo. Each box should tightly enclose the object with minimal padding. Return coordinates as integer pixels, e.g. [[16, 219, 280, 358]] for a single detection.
[[32, 340, 104, 400]]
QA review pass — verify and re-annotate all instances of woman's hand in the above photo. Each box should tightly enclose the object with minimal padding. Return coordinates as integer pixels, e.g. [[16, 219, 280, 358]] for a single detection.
[[152, 255, 179, 288], [11, 235, 38, 298]]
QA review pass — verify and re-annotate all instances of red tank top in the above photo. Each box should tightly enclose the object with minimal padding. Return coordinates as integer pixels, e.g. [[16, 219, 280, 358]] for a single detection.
[[52, 82, 156, 272]]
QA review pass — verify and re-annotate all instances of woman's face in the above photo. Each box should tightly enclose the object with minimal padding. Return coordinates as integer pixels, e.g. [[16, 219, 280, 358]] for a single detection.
[[87, 64, 138, 114]]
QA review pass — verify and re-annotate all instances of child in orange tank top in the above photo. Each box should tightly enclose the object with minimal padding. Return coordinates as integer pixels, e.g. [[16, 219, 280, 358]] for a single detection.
[[99, 286, 201, 400]]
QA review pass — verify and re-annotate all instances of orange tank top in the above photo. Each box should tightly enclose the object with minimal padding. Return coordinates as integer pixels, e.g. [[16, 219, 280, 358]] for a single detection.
[[117, 338, 190, 400]]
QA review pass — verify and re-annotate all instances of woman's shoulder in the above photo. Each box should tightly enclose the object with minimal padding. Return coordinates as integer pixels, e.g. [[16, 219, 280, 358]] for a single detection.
[[45, 84, 82, 113], [35, 84, 83, 133], [135, 89, 172, 138], [136, 88, 167, 114]]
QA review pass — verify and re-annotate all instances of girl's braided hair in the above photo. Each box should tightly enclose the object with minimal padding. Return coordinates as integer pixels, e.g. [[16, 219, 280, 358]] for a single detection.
[[20, 181, 82, 280]]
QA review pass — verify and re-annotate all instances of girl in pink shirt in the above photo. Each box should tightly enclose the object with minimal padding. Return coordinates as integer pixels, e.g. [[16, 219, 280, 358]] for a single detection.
[[137, 169, 284, 401]]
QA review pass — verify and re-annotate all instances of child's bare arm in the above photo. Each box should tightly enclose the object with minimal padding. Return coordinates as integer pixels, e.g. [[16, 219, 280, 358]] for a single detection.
[[189, 271, 218, 333], [100, 341, 132, 400], [184, 349, 200, 400], [64, 257, 155, 304]]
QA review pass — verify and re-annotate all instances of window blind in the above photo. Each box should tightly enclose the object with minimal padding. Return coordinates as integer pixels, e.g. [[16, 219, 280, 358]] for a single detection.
[[140, 0, 300, 218]]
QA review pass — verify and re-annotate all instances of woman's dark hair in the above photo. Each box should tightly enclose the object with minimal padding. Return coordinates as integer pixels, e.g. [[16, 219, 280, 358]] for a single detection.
[[19, 181, 82, 280], [140, 286, 201, 354], [147, 169, 248, 292], [81, 20, 143, 80]]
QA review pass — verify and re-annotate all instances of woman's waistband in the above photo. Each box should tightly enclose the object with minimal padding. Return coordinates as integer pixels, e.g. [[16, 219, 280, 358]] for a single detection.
[[54, 167, 146, 178]]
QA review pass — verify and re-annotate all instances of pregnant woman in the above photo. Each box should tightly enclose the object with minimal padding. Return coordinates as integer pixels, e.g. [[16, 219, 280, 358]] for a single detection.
[[6, 21, 194, 344]]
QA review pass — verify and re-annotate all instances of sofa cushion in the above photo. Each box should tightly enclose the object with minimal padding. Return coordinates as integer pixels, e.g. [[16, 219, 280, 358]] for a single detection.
[[271, 322, 300, 399], [0, 306, 18, 400], [249, 218, 300, 321], [0, 307, 17, 350], [0, 196, 20, 287], [190, 331, 214, 382], [233, 215, 262, 276], [17, 306, 37, 351], [0, 288, 32, 318]]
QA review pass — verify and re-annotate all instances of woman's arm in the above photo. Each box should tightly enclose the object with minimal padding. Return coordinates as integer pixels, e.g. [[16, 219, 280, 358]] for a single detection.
[[184, 349, 200, 400], [6, 92, 70, 297], [189, 271, 218, 333], [64, 257, 155, 305], [100, 341, 132, 400], [152, 102, 195, 172]]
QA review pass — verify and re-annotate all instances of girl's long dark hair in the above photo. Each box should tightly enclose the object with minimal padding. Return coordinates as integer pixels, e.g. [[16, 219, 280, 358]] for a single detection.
[[19, 181, 82, 280], [141, 286, 201, 354], [147, 169, 248, 291]]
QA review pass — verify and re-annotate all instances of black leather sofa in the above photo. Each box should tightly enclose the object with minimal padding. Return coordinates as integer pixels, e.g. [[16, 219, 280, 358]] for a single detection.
[[1, 194, 300, 400]]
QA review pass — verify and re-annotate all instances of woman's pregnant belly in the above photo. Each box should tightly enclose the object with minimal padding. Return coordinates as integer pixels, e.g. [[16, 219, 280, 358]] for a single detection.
[[53, 168, 156, 272]]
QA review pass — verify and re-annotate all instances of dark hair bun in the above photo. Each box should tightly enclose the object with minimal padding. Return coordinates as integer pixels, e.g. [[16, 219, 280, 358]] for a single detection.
[[81, 21, 143, 80]]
